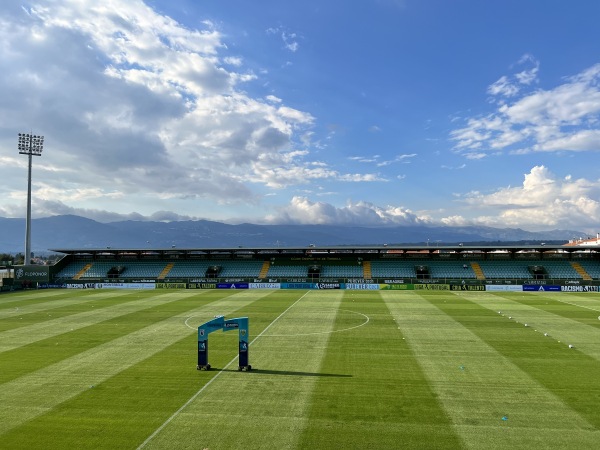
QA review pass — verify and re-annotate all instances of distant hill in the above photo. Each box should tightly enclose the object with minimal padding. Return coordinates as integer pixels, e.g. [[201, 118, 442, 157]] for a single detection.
[[0, 215, 582, 254]]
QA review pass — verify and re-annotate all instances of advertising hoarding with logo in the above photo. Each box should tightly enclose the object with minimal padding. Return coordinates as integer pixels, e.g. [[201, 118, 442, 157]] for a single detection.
[[14, 265, 50, 282]]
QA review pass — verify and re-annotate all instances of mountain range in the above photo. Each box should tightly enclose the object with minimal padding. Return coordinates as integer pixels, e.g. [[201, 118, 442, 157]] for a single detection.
[[0, 215, 585, 255]]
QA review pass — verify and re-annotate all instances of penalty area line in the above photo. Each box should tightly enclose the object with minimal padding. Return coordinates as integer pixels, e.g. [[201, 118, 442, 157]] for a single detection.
[[553, 297, 600, 313], [136, 291, 310, 449]]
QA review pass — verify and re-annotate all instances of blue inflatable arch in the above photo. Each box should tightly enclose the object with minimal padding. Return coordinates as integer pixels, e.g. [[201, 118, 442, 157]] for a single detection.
[[197, 316, 250, 371]]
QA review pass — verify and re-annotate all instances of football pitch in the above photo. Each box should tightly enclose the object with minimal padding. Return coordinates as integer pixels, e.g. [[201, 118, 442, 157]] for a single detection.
[[0, 288, 599, 449]]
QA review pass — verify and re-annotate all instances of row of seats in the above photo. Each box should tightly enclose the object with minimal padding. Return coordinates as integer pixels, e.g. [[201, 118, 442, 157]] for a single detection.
[[56, 259, 599, 280], [477, 261, 533, 279], [55, 261, 89, 278], [370, 261, 416, 278], [267, 266, 308, 277], [541, 261, 579, 279], [577, 260, 600, 278], [320, 266, 364, 277], [427, 261, 477, 279], [57, 260, 266, 279]]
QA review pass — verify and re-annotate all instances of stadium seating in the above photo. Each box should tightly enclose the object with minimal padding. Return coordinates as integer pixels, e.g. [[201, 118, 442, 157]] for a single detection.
[[265, 265, 308, 277], [541, 260, 580, 279], [53, 256, 600, 282], [427, 261, 477, 279], [370, 260, 416, 278], [320, 265, 363, 278], [218, 261, 264, 277], [477, 261, 533, 279], [575, 260, 600, 279], [55, 261, 90, 279], [167, 261, 214, 278]]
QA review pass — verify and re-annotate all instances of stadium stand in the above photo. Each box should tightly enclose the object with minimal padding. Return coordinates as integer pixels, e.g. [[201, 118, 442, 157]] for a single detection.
[[370, 260, 416, 278], [574, 260, 600, 279], [470, 262, 485, 280], [56, 261, 89, 279], [427, 261, 477, 279], [541, 260, 581, 279], [218, 261, 264, 277], [362, 261, 372, 279], [166, 261, 214, 278], [44, 244, 600, 286], [477, 261, 533, 279], [266, 265, 309, 277], [54, 256, 600, 282], [259, 261, 270, 278], [157, 263, 174, 279], [320, 265, 363, 278]]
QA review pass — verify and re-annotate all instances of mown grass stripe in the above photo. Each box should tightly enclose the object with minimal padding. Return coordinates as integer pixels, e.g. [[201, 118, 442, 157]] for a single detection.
[[0, 290, 207, 353], [423, 294, 600, 448], [0, 290, 215, 384], [459, 291, 600, 362], [141, 290, 343, 450], [137, 290, 310, 449], [0, 290, 275, 437], [0, 290, 301, 449], [298, 291, 462, 449], [555, 295, 600, 312], [0, 289, 118, 318], [0, 290, 148, 334], [479, 291, 600, 323], [382, 292, 598, 449], [0, 289, 73, 306]]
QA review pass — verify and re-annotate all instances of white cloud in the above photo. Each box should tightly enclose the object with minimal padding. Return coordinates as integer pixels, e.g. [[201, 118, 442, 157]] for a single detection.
[[440, 215, 471, 227], [351, 153, 416, 167], [247, 157, 384, 188], [266, 26, 300, 53], [268, 196, 430, 226], [0, 0, 380, 220], [487, 55, 539, 98], [487, 76, 520, 97], [265, 94, 282, 103], [441, 164, 466, 170], [453, 166, 600, 231], [452, 59, 600, 155]]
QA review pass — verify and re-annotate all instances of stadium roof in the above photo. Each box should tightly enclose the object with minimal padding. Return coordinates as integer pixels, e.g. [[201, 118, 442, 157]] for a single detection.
[[49, 244, 600, 258]]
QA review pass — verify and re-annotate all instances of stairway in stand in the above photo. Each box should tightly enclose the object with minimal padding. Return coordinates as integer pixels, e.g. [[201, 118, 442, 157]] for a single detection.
[[73, 263, 92, 280], [157, 263, 174, 280], [470, 262, 485, 280], [362, 261, 372, 279], [570, 262, 592, 281], [259, 261, 271, 278]]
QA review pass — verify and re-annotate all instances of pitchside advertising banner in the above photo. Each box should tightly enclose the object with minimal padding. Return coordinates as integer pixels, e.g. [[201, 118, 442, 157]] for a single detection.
[[345, 283, 380, 290], [560, 285, 599, 292], [249, 283, 281, 289], [40, 279, 600, 291], [485, 285, 522, 292], [523, 285, 561, 292], [14, 265, 49, 282], [64, 282, 156, 289]]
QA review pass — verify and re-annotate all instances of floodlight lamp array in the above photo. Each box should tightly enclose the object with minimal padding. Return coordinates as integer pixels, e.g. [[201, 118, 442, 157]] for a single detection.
[[18, 133, 44, 156]]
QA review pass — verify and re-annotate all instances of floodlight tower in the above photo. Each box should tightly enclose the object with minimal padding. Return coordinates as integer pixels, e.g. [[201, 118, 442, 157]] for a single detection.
[[18, 133, 44, 265]]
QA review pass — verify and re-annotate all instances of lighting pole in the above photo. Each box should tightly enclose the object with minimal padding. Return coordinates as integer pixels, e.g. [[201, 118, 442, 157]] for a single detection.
[[18, 133, 44, 265]]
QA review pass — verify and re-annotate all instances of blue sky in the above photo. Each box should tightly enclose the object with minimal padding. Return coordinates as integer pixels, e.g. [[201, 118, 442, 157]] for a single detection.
[[1, 0, 600, 233]]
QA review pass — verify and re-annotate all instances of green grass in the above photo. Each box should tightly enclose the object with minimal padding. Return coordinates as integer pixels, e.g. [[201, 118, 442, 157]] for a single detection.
[[0, 289, 599, 449]]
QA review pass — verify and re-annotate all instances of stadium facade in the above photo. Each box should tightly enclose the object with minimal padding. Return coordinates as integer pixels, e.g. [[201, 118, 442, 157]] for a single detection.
[[3, 243, 600, 293]]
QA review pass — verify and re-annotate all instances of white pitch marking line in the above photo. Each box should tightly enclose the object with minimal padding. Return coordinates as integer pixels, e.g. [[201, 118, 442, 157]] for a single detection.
[[137, 291, 311, 449], [553, 297, 600, 313], [185, 309, 370, 336], [263, 309, 370, 337]]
